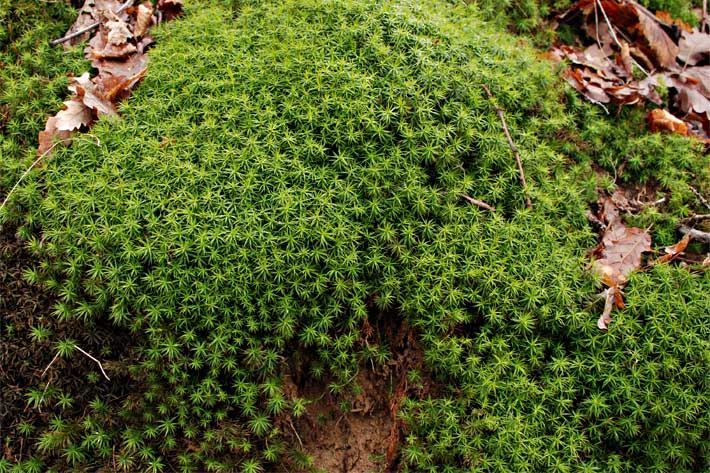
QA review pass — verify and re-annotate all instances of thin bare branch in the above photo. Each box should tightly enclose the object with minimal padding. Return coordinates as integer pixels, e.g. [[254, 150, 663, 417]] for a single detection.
[[461, 195, 496, 212], [50, 0, 134, 46], [680, 225, 710, 244], [74, 345, 111, 381], [481, 85, 532, 209]]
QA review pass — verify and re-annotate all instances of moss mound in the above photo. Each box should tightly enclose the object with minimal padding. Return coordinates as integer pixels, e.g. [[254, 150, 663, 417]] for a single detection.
[[2, 0, 708, 471]]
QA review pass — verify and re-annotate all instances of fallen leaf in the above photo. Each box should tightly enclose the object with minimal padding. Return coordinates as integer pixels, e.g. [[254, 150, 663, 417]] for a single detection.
[[157, 0, 184, 21], [635, 8, 679, 70], [106, 18, 132, 45], [55, 99, 93, 132], [593, 193, 652, 287], [597, 287, 616, 330], [69, 72, 117, 116], [678, 31, 710, 66], [37, 117, 72, 157], [647, 108, 689, 136], [134, 3, 153, 38], [655, 233, 692, 264]]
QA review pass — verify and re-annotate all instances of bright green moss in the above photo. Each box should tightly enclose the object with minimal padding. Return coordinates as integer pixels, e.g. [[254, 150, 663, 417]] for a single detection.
[[0, 0, 87, 196], [3, 0, 708, 471]]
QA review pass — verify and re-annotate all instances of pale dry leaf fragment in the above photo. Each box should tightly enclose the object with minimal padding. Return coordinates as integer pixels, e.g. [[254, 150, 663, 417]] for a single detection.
[[55, 99, 93, 132], [678, 31, 710, 66], [134, 3, 154, 38], [597, 287, 616, 330], [647, 109, 689, 136], [106, 18, 133, 45]]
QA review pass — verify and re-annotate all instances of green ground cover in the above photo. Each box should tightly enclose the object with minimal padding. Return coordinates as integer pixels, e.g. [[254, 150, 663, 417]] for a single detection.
[[1, 0, 708, 472]]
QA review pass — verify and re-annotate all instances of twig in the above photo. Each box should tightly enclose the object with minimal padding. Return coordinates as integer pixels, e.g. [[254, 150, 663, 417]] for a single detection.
[[682, 214, 710, 225], [689, 185, 710, 211], [460, 194, 496, 212], [481, 85, 532, 209], [597, 0, 649, 76], [74, 344, 111, 380], [50, 0, 134, 46], [704, 0, 708, 33], [680, 225, 710, 244], [36, 352, 62, 412], [0, 140, 64, 215]]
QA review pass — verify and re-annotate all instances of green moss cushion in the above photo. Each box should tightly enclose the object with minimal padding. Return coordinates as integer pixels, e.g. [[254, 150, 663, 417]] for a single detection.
[[10, 0, 708, 471]]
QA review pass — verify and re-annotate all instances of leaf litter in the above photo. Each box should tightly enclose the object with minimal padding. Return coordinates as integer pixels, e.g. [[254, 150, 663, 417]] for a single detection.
[[551, 0, 710, 141], [37, 0, 183, 158]]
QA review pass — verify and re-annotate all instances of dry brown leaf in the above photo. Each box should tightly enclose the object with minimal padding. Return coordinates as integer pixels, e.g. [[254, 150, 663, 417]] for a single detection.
[[635, 9, 680, 70], [37, 117, 72, 157], [157, 0, 184, 21], [655, 233, 692, 264], [62, 0, 124, 47], [106, 18, 132, 45], [678, 31, 710, 66], [55, 99, 93, 132], [647, 108, 689, 135], [69, 72, 117, 117], [593, 193, 652, 288], [134, 3, 153, 38], [88, 27, 137, 59]]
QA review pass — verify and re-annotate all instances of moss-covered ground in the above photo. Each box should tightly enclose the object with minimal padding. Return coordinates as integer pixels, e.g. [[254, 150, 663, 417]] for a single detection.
[[1, 0, 708, 472]]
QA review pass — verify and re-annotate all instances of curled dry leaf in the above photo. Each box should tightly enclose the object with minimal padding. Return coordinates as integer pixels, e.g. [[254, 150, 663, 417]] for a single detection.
[[157, 0, 184, 21], [597, 287, 616, 330], [655, 233, 692, 264], [106, 18, 133, 45], [647, 108, 689, 136], [134, 3, 153, 38], [69, 73, 117, 117]]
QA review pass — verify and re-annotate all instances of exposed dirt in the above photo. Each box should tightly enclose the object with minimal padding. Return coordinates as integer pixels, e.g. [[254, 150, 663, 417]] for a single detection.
[[280, 314, 438, 473]]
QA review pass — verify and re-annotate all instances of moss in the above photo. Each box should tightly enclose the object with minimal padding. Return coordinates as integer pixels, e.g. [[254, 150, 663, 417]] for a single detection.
[[0, 0, 87, 196], [1, 0, 708, 471]]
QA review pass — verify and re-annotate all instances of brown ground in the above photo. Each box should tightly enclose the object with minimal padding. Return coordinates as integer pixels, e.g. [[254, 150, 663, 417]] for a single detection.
[[280, 315, 436, 473]]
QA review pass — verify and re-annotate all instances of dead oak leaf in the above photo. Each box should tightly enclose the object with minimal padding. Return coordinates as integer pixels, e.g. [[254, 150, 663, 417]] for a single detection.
[[55, 99, 93, 132], [37, 116, 72, 157], [106, 18, 132, 45]]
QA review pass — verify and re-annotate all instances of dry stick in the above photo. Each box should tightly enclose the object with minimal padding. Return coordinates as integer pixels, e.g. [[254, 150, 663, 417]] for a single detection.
[[689, 185, 710, 211], [481, 85, 532, 209], [461, 194, 496, 212], [682, 214, 710, 225], [50, 0, 134, 46], [680, 225, 710, 244], [596, 0, 650, 77], [74, 344, 111, 381], [37, 344, 111, 411]]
